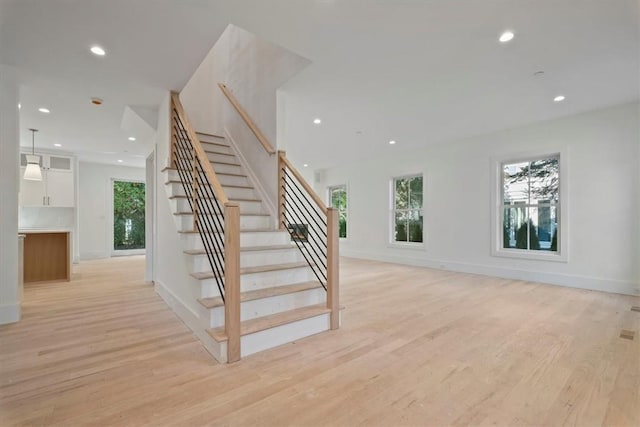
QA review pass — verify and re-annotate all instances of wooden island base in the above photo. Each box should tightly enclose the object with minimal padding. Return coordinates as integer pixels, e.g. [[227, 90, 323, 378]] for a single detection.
[[23, 231, 70, 283]]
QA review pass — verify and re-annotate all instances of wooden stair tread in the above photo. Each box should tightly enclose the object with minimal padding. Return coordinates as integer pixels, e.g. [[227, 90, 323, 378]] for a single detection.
[[229, 197, 261, 202], [198, 281, 322, 309], [204, 149, 235, 157], [168, 195, 215, 200], [179, 228, 275, 235], [207, 304, 330, 342], [221, 184, 253, 189], [174, 211, 269, 217], [191, 261, 309, 280], [210, 160, 242, 167], [184, 244, 294, 255], [166, 192, 259, 202], [195, 131, 225, 139]]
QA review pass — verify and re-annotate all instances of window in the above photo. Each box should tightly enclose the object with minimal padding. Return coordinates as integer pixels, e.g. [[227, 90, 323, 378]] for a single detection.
[[392, 175, 423, 243], [328, 185, 347, 238], [113, 181, 145, 250], [501, 155, 559, 253]]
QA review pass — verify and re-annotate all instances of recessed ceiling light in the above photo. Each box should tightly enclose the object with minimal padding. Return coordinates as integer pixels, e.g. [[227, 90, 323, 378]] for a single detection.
[[313, 118, 322, 125], [303, 163, 309, 167], [389, 140, 396, 145], [117, 159, 123, 163], [499, 31, 515, 43], [128, 137, 136, 141], [38, 107, 50, 114], [90, 45, 106, 56], [18, 103, 21, 110], [54, 143, 62, 147], [553, 95, 566, 102]]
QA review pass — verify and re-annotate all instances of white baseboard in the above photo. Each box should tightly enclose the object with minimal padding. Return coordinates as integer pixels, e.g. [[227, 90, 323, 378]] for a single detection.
[[154, 280, 225, 363], [0, 302, 20, 325], [80, 251, 109, 260], [341, 249, 640, 296]]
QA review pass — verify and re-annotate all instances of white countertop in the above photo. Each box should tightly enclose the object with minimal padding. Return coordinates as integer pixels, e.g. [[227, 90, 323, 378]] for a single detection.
[[18, 229, 72, 234]]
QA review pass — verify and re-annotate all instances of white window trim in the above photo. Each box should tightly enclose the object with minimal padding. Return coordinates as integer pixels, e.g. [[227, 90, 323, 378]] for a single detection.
[[327, 184, 349, 241], [389, 173, 425, 249], [109, 178, 146, 257], [490, 150, 569, 262]]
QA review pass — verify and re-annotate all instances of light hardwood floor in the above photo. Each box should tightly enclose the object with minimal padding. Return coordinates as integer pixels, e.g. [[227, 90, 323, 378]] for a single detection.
[[1, 256, 638, 426]]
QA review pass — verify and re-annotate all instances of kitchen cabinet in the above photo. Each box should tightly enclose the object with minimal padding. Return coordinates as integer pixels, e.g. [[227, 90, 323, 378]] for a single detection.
[[19, 153, 75, 207]]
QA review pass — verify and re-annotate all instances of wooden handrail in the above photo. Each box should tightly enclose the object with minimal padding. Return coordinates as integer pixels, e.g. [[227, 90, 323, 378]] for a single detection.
[[171, 92, 229, 205], [278, 151, 327, 215], [218, 83, 276, 155]]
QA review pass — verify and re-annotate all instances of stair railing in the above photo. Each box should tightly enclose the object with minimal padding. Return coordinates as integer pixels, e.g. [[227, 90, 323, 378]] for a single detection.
[[216, 83, 339, 330], [170, 92, 241, 363], [278, 152, 340, 330], [218, 83, 276, 155]]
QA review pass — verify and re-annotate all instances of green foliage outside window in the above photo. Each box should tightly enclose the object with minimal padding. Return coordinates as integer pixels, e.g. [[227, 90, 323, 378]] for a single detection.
[[113, 181, 145, 250], [515, 220, 540, 250], [330, 186, 347, 238], [393, 175, 423, 243]]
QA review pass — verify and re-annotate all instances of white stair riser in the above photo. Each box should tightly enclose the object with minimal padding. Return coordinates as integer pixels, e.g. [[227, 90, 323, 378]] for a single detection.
[[200, 266, 316, 297], [166, 169, 250, 188], [240, 313, 331, 358], [177, 215, 271, 232], [181, 230, 292, 250], [232, 200, 265, 214], [206, 151, 238, 164], [170, 197, 220, 213], [217, 174, 250, 187], [223, 186, 257, 200], [169, 194, 262, 214], [209, 288, 326, 327], [210, 162, 244, 175], [199, 139, 230, 151], [190, 248, 302, 271]]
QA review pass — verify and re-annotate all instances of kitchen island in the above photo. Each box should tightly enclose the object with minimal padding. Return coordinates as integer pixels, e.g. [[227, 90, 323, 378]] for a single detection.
[[20, 230, 71, 283]]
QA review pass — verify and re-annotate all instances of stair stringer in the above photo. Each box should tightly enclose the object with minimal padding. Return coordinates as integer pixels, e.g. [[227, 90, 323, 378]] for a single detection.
[[158, 166, 228, 363], [223, 127, 278, 228]]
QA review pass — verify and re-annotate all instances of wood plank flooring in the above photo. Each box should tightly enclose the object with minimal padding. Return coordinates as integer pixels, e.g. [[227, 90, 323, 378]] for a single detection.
[[0, 256, 638, 426]]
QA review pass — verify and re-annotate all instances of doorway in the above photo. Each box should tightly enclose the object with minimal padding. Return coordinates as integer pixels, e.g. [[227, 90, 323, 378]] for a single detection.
[[111, 180, 145, 256]]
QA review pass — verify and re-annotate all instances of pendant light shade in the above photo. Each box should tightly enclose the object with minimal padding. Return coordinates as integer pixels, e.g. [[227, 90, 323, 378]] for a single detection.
[[24, 129, 42, 181]]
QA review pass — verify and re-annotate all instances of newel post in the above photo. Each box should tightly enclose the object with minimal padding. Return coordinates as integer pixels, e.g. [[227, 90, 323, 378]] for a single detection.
[[277, 151, 286, 231], [224, 202, 241, 363], [326, 207, 340, 330]]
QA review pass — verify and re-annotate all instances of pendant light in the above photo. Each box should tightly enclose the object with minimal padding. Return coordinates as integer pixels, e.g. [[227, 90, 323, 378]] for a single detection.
[[24, 129, 42, 181]]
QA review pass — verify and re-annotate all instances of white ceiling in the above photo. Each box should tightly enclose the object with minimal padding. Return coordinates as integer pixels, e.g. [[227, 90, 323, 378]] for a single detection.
[[1, 0, 638, 169]]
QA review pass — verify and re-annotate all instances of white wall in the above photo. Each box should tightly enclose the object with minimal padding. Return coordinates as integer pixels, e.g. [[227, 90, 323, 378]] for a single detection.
[[153, 93, 204, 316], [316, 102, 640, 295], [78, 162, 145, 259], [180, 24, 310, 210], [0, 65, 21, 324]]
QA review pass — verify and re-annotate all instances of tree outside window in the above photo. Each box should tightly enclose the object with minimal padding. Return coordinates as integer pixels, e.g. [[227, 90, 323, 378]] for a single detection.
[[502, 156, 559, 252], [392, 175, 423, 243], [328, 185, 347, 238], [113, 181, 145, 250]]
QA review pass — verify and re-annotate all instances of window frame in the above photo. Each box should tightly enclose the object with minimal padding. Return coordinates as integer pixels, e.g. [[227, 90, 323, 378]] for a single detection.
[[327, 184, 348, 240], [491, 150, 568, 262], [389, 173, 425, 248]]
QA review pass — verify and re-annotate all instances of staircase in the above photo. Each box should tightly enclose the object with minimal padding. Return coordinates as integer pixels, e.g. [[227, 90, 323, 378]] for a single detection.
[[162, 93, 339, 363]]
